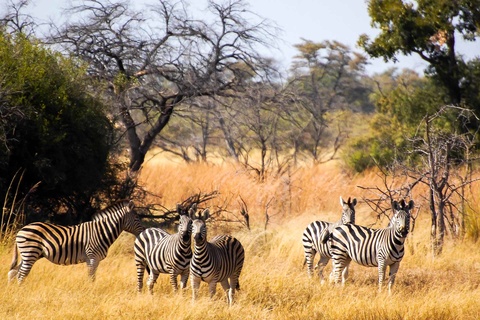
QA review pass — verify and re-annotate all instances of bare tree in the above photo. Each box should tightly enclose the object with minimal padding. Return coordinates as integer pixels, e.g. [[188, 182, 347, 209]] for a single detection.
[[404, 106, 480, 255], [0, 0, 36, 36], [48, 0, 278, 193], [360, 106, 480, 256], [287, 40, 369, 163]]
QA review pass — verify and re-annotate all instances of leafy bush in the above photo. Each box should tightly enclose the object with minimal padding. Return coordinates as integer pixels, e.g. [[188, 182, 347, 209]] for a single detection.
[[0, 31, 119, 224]]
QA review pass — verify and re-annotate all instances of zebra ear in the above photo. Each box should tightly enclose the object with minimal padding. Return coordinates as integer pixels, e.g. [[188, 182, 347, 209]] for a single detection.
[[188, 206, 196, 219], [340, 196, 345, 206], [128, 200, 135, 211], [392, 201, 400, 211], [202, 209, 210, 221], [351, 198, 357, 207], [176, 204, 184, 215], [407, 200, 414, 210]]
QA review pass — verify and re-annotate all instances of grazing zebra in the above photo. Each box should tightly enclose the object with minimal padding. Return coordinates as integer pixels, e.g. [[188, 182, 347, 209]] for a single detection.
[[190, 208, 245, 306], [8, 200, 144, 284], [134, 204, 194, 294], [328, 199, 414, 293], [302, 196, 357, 283]]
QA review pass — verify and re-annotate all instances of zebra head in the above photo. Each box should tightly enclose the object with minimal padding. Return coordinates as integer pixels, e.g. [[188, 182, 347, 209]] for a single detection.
[[176, 204, 193, 242], [391, 199, 414, 237], [340, 196, 357, 224], [120, 200, 145, 236], [191, 208, 210, 245]]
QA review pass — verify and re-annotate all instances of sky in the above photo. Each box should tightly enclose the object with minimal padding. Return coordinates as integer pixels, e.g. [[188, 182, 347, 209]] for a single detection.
[[12, 0, 480, 75]]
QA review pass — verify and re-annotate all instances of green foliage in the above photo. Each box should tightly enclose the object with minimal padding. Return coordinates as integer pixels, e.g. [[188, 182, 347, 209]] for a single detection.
[[342, 113, 403, 172], [360, 0, 480, 108], [359, 0, 480, 63], [0, 30, 117, 223]]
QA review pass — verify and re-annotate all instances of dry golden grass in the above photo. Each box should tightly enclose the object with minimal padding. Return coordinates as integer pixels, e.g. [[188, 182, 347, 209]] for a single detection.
[[2, 158, 480, 319]]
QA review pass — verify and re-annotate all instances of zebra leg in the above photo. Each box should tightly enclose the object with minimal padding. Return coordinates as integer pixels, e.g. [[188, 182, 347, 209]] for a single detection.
[[16, 249, 42, 284], [304, 249, 316, 277], [86, 258, 100, 281], [377, 260, 387, 292], [341, 261, 351, 286], [8, 244, 20, 283], [8, 261, 21, 283], [220, 280, 233, 306], [341, 265, 349, 285], [179, 269, 189, 291], [208, 281, 217, 299], [169, 273, 179, 292], [331, 258, 350, 286], [147, 272, 159, 295], [330, 258, 343, 285], [135, 263, 146, 293], [387, 262, 401, 294], [191, 275, 201, 302], [316, 255, 330, 284]]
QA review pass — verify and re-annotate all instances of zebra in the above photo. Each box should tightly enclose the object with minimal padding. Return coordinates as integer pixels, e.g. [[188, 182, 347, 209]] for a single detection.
[[302, 196, 357, 283], [134, 204, 194, 294], [8, 200, 144, 284], [327, 199, 414, 293], [190, 208, 245, 306]]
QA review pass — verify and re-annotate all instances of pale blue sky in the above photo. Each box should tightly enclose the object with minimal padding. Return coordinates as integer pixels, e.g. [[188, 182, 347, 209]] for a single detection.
[[15, 0, 480, 75]]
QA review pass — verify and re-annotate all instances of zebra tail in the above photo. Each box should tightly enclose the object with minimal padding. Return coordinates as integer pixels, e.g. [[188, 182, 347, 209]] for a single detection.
[[320, 229, 330, 244], [236, 281, 240, 290], [7, 243, 19, 282]]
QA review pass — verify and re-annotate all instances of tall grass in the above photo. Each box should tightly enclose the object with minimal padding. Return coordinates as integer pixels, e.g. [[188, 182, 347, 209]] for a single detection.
[[1, 170, 39, 244], [2, 159, 480, 319]]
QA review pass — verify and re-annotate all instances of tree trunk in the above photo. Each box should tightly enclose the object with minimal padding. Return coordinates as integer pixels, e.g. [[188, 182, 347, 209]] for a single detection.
[[434, 196, 446, 256]]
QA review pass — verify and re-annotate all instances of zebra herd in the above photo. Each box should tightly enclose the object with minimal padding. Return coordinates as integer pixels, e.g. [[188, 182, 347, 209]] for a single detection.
[[7, 200, 244, 305], [302, 196, 414, 293], [7, 196, 414, 303]]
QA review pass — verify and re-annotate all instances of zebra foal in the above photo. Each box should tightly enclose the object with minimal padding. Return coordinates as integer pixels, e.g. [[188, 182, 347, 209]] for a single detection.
[[8, 200, 144, 284], [327, 199, 414, 293], [302, 196, 356, 283], [190, 208, 245, 306], [134, 204, 194, 294]]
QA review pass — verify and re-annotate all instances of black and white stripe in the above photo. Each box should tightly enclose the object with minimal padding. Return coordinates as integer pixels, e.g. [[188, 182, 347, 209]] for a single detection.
[[328, 199, 414, 292], [8, 200, 144, 284], [134, 204, 193, 294], [302, 196, 356, 282], [190, 208, 244, 306]]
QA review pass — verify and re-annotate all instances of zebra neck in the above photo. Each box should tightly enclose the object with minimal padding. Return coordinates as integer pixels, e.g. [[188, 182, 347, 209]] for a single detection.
[[193, 240, 209, 255], [391, 228, 407, 245], [176, 233, 192, 249], [96, 217, 123, 245]]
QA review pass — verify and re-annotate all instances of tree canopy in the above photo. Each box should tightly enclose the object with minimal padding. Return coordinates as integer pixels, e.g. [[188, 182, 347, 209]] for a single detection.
[[359, 0, 480, 106]]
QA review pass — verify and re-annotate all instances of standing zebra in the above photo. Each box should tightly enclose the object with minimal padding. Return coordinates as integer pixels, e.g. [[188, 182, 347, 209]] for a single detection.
[[8, 200, 144, 284], [302, 196, 357, 283], [134, 204, 194, 294], [328, 199, 414, 293], [190, 208, 245, 306]]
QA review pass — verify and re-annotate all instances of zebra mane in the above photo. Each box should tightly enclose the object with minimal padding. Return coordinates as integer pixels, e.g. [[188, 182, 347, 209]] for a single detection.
[[92, 200, 134, 221]]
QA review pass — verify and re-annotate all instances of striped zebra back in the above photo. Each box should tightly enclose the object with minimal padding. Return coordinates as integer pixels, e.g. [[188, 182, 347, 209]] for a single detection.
[[329, 199, 414, 292], [194, 234, 245, 283], [134, 227, 170, 268], [302, 196, 356, 279]]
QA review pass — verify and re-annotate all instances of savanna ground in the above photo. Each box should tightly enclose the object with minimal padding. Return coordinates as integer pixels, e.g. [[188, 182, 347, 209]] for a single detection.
[[1, 155, 480, 319]]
